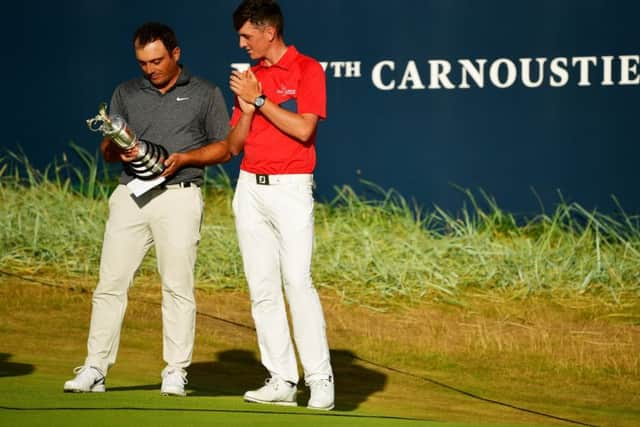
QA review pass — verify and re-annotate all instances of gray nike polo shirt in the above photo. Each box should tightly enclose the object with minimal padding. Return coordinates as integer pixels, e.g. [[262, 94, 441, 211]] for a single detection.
[[109, 66, 230, 186]]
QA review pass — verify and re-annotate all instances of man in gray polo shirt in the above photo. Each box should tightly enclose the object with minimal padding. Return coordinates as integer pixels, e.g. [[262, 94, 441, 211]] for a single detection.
[[63, 22, 230, 397]]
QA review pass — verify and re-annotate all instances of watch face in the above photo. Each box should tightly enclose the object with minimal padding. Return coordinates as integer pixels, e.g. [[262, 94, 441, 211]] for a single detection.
[[254, 95, 265, 108]]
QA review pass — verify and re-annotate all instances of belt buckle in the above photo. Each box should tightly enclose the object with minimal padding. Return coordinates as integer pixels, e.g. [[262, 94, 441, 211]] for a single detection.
[[160, 182, 192, 189], [256, 174, 270, 185]]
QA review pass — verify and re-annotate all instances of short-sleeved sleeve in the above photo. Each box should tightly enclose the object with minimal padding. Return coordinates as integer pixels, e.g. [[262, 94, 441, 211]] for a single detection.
[[296, 60, 326, 119], [205, 86, 231, 142], [230, 99, 241, 127], [109, 86, 127, 120]]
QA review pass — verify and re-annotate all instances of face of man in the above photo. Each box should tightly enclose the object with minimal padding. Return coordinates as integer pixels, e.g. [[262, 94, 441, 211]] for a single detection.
[[134, 39, 181, 92], [237, 20, 275, 61]]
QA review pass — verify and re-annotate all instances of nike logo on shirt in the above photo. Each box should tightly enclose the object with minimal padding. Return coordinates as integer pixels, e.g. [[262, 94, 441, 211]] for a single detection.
[[176, 97, 190, 101]]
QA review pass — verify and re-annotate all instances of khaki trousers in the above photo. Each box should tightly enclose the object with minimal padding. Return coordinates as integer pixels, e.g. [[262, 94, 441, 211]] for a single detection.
[[85, 184, 202, 375]]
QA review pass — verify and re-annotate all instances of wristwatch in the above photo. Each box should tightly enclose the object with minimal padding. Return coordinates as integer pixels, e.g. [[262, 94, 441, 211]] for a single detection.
[[254, 94, 266, 109]]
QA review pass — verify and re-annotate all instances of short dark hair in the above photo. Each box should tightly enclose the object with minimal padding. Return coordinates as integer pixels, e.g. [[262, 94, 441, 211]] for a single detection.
[[133, 22, 178, 53], [233, 0, 284, 36]]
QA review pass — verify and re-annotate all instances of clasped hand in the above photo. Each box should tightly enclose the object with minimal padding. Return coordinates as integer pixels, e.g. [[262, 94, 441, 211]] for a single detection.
[[230, 69, 262, 113]]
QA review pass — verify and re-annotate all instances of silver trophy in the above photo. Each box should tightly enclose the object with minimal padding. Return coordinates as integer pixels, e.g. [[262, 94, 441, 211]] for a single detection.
[[86, 103, 168, 179]]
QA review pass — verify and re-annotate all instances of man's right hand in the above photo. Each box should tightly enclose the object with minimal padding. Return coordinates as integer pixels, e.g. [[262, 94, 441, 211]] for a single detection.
[[119, 145, 139, 162], [237, 95, 256, 114], [100, 137, 139, 163]]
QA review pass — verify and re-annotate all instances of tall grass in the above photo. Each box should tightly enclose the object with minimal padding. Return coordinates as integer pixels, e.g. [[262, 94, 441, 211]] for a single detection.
[[314, 184, 640, 305], [1, 147, 639, 305]]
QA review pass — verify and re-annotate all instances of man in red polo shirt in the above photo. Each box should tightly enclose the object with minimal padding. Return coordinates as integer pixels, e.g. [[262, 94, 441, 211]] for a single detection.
[[226, 0, 334, 410]]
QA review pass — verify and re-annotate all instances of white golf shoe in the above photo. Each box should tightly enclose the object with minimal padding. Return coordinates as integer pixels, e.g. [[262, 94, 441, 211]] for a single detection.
[[243, 378, 297, 406], [307, 377, 334, 410], [161, 367, 188, 396], [63, 366, 105, 393]]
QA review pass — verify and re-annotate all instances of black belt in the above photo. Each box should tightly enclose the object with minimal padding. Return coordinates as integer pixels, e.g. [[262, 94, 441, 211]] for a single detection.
[[159, 181, 198, 189]]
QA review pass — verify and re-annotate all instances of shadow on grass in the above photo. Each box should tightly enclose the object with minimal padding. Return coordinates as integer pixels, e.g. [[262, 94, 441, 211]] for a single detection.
[[0, 353, 35, 377], [187, 349, 387, 411], [107, 384, 161, 392]]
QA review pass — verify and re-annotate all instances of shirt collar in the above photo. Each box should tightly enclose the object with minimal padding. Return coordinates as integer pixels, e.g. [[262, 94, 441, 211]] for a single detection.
[[257, 45, 298, 70], [138, 65, 191, 90]]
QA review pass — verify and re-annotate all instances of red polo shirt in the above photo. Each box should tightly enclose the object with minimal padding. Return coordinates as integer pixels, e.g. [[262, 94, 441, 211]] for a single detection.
[[231, 46, 326, 174]]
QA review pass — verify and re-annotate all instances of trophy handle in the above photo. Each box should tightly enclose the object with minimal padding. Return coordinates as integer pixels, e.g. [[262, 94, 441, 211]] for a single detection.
[[85, 102, 165, 180], [86, 102, 111, 132]]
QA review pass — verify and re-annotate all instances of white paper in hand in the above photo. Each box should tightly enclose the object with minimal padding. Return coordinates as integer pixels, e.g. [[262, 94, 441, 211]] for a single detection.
[[126, 176, 166, 197]]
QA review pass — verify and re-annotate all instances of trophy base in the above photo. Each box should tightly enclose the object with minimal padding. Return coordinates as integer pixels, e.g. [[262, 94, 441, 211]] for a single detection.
[[129, 141, 169, 179]]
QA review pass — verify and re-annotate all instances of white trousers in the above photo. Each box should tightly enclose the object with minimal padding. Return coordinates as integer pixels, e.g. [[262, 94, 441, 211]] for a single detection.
[[232, 170, 333, 384], [85, 184, 202, 375]]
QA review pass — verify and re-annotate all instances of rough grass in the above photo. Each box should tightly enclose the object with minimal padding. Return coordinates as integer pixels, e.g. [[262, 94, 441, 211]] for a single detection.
[[1, 148, 640, 307]]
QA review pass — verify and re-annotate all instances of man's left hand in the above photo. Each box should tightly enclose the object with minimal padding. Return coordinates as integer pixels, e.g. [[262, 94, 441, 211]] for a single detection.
[[161, 153, 186, 177]]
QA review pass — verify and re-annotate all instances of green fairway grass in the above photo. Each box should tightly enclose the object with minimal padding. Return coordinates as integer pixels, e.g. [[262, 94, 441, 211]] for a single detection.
[[0, 372, 553, 427], [1, 280, 637, 427]]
